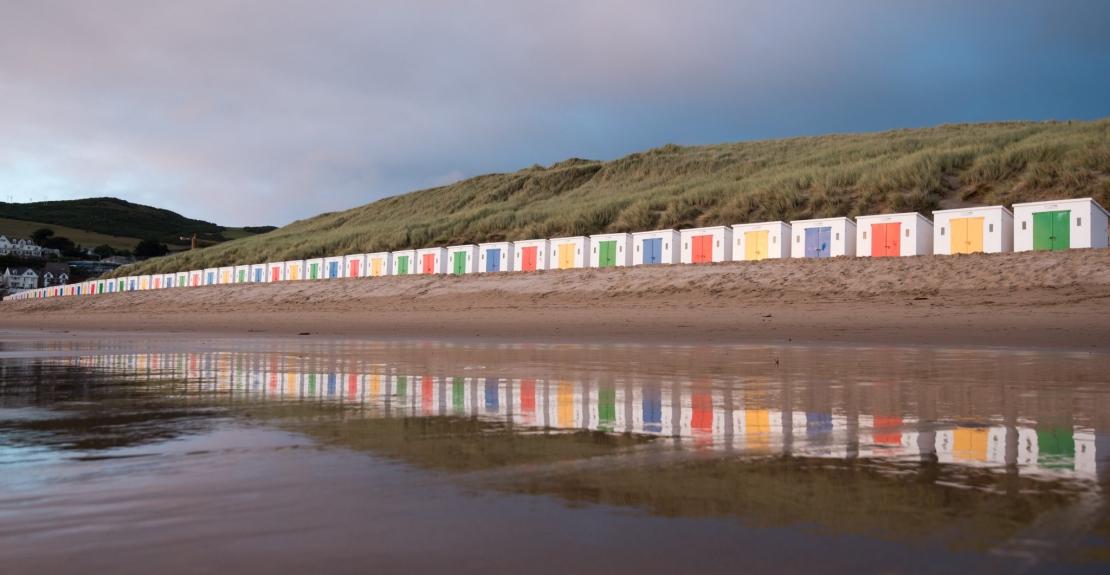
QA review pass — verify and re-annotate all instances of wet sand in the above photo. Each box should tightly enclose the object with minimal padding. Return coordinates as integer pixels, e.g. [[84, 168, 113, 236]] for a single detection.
[[4, 249, 1110, 349]]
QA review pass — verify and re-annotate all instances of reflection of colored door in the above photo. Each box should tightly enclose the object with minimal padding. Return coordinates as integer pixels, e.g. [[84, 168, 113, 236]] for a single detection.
[[422, 376, 434, 413], [804, 227, 831, 258], [1033, 210, 1070, 251], [642, 238, 662, 264], [643, 386, 662, 433], [348, 374, 358, 400], [1037, 427, 1075, 469], [422, 253, 436, 273], [486, 249, 501, 272], [953, 427, 989, 462], [452, 252, 467, 275], [396, 256, 409, 274], [348, 260, 361, 277], [691, 235, 713, 263], [598, 386, 616, 429], [873, 416, 902, 445], [520, 379, 536, 415], [452, 377, 465, 412], [745, 409, 771, 450], [395, 375, 407, 397], [328, 261, 339, 278], [744, 230, 768, 260], [371, 258, 383, 276], [691, 391, 713, 433], [520, 246, 538, 271], [870, 222, 901, 257], [557, 382, 574, 427], [557, 244, 575, 269], [598, 241, 617, 267], [950, 217, 984, 254], [484, 378, 499, 412]]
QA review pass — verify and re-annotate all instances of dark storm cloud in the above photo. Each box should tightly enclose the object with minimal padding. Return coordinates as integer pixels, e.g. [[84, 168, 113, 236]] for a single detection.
[[1, 0, 1108, 225]]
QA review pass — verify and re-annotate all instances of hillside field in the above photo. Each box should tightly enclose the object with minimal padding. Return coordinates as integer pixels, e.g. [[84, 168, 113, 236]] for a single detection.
[[0, 217, 142, 252]]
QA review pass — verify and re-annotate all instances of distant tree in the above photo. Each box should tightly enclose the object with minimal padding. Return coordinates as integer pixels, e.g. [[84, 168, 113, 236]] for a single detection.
[[134, 239, 169, 259], [93, 244, 116, 258], [31, 228, 55, 243]]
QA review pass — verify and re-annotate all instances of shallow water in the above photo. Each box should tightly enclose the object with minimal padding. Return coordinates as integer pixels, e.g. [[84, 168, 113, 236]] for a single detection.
[[1, 335, 1108, 574]]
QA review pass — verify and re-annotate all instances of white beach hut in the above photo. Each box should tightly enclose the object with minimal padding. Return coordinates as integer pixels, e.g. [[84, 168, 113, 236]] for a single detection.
[[477, 242, 514, 273], [304, 258, 324, 280], [367, 252, 392, 277], [932, 205, 1013, 255], [679, 226, 732, 264], [218, 266, 235, 284], [266, 262, 284, 283], [323, 256, 345, 279], [789, 217, 857, 258], [588, 233, 632, 268], [175, 271, 189, 288], [162, 273, 176, 288], [512, 239, 548, 272], [855, 212, 933, 257], [249, 264, 266, 283], [549, 236, 589, 269], [731, 222, 791, 261], [446, 245, 478, 275], [1012, 198, 1109, 252], [415, 247, 447, 275], [283, 260, 305, 281], [630, 230, 680, 265], [189, 270, 204, 287], [391, 250, 416, 275], [203, 268, 218, 286], [343, 254, 366, 278], [234, 265, 251, 283]]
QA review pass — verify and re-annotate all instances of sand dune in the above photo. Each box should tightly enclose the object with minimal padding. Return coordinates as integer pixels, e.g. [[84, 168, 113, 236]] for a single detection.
[[5, 249, 1110, 349]]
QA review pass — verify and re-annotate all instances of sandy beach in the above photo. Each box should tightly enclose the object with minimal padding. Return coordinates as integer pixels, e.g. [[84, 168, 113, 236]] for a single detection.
[[4, 249, 1110, 349]]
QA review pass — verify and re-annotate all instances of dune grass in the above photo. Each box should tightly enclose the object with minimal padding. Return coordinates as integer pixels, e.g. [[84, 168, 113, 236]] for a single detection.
[[112, 119, 1110, 277]]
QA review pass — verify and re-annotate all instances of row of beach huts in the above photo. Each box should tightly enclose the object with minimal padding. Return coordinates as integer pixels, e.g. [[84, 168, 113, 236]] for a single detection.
[[4, 197, 1108, 301]]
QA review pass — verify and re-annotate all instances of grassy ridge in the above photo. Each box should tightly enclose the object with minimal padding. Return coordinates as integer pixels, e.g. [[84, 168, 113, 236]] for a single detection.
[[0, 217, 142, 251], [113, 119, 1110, 277]]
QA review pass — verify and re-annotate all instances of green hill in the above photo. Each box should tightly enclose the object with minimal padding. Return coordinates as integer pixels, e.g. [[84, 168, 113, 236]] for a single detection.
[[113, 119, 1110, 277], [0, 197, 275, 247]]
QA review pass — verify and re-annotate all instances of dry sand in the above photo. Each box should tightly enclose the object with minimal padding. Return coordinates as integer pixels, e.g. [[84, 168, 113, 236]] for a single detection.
[[4, 249, 1110, 349]]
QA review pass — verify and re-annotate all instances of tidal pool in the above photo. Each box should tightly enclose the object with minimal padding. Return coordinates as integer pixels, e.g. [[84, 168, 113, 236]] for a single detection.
[[1, 334, 1108, 574]]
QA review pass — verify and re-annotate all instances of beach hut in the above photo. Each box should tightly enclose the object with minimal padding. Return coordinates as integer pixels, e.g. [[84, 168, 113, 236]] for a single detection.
[[175, 271, 188, 288], [512, 239, 548, 272], [477, 242, 514, 273], [549, 236, 589, 269], [203, 268, 218, 286], [731, 222, 791, 261], [283, 260, 305, 281], [630, 230, 680, 265], [139, 275, 152, 290], [234, 265, 251, 283], [391, 250, 415, 275], [1012, 198, 1109, 252], [343, 254, 366, 278], [446, 245, 478, 275], [189, 270, 203, 287], [96, 280, 107, 294], [589, 233, 632, 268], [249, 264, 266, 283], [679, 226, 732, 264], [789, 217, 857, 258], [151, 276, 161, 290], [855, 212, 933, 257], [323, 256, 345, 279], [218, 266, 234, 284], [932, 206, 1013, 255], [416, 247, 447, 274], [266, 262, 284, 282], [304, 258, 324, 280], [367, 252, 392, 277], [162, 273, 175, 288]]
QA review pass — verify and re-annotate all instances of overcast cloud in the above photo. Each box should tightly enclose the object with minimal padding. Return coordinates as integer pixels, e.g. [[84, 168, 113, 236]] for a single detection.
[[1, 0, 1108, 225]]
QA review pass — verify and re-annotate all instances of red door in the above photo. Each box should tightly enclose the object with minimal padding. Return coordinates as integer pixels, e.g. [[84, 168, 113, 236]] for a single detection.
[[870, 223, 901, 257], [271, 267, 281, 281], [692, 235, 713, 263], [421, 376, 434, 413], [422, 253, 436, 273], [348, 260, 360, 277], [521, 246, 537, 271]]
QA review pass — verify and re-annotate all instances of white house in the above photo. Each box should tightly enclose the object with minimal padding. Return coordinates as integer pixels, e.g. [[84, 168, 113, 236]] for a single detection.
[[446, 245, 478, 275], [549, 236, 589, 269], [789, 217, 857, 258], [2, 267, 39, 290], [477, 242, 514, 273], [630, 230, 680, 265], [512, 239, 548, 272], [588, 233, 632, 268], [932, 206, 1013, 255], [1012, 198, 1109, 252], [731, 222, 791, 261], [855, 212, 933, 257], [679, 226, 732, 264], [415, 247, 447, 274]]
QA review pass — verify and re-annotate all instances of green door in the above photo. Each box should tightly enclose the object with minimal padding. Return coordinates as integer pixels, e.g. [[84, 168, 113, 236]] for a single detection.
[[309, 263, 319, 279], [598, 240, 617, 267], [452, 252, 467, 275], [396, 256, 409, 274], [1033, 210, 1070, 251]]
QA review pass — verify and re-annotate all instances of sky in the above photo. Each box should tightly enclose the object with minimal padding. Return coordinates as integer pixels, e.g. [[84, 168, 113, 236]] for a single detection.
[[1, 0, 1108, 226]]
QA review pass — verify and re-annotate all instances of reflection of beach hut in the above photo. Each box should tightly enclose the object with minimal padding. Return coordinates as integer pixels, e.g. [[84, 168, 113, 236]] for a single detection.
[[218, 266, 234, 284], [855, 212, 933, 257], [391, 250, 415, 275], [549, 236, 589, 269], [477, 242, 513, 273], [189, 270, 204, 287], [679, 226, 732, 264], [266, 262, 284, 282], [203, 268, 218, 286], [1013, 198, 1109, 252], [932, 206, 1013, 255], [175, 271, 188, 288], [630, 230, 680, 265], [366, 252, 391, 277], [789, 217, 857, 258], [512, 239, 548, 271], [731, 222, 791, 261], [323, 256, 344, 279], [446, 245, 478, 275], [588, 233, 631, 268], [283, 260, 305, 281], [304, 258, 324, 280], [416, 247, 447, 274], [343, 254, 366, 278], [234, 265, 251, 283]]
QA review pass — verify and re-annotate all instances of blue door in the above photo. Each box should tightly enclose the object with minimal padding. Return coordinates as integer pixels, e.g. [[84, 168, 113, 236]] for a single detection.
[[486, 249, 500, 272], [484, 378, 499, 412], [643, 385, 662, 433], [328, 261, 339, 278], [207, 272, 216, 284], [254, 268, 263, 282], [805, 227, 831, 258], [643, 238, 662, 264]]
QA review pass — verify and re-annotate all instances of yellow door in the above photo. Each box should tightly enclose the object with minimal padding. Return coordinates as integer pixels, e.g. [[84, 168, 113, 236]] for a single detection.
[[290, 265, 300, 281], [557, 381, 574, 427], [745, 409, 771, 450], [744, 230, 769, 260], [950, 217, 984, 254], [558, 244, 574, 269], [371, 258, 382, 276], [953, 427, 988, 462]]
